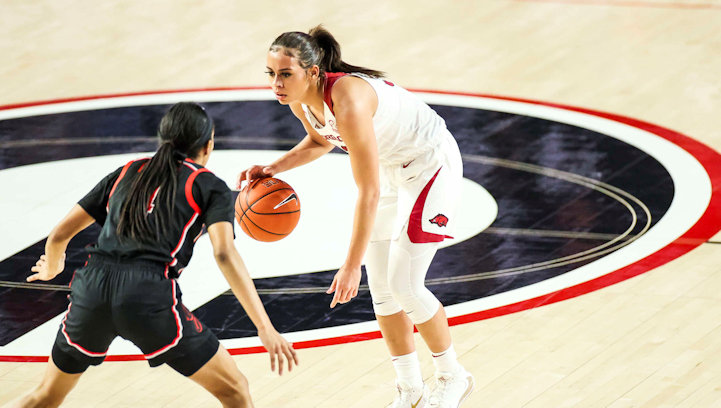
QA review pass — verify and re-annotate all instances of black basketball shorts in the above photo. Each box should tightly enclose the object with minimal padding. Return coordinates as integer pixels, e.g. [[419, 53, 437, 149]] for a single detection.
[[52, 255, 219, 377]]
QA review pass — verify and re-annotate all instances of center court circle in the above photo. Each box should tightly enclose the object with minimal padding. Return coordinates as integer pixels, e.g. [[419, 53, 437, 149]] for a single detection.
[[0, 88, 719, 360]]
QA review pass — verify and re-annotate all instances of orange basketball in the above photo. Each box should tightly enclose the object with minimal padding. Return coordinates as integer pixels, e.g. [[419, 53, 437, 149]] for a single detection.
[[235, 177, 300, 242]]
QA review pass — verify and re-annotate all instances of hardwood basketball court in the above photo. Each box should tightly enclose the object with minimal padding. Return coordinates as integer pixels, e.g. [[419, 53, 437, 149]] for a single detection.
[[1, 1, 721, 407]]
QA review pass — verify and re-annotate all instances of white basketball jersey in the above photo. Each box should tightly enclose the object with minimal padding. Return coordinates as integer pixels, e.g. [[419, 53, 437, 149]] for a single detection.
[[300, 73, 449, 166]]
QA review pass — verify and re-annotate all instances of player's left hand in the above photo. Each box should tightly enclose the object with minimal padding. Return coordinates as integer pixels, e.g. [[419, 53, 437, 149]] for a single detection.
[[327, 264, 361, 308], [27, 253, 66, 282], [258, 327, 299, 375]]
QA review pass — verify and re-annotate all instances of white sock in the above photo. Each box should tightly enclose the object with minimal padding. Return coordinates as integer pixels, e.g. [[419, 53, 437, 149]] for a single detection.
[[431, 344, 463, 374], [391, 351, 424, 389]]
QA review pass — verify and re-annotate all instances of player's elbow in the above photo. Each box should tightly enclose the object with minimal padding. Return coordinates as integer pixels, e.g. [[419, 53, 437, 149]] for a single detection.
[[213, 245, 235, 265], [359, 185, 380, 204], [48, 225, 73, 244]]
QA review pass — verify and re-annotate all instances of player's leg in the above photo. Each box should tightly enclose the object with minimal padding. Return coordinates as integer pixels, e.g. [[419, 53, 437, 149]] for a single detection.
[[130, 304, 254, 407], [8, 355, 82, 408], [11, 262, 115, 408], [367, 195, 427, 407], [376, 310, 414, 356], [114, 271, 253, 408], [186, 345, 253, 408], [391, 137, 472, 407], [415, 306, 451, 354], [387, 224, 473, 408], [384, 234, 453, 355]]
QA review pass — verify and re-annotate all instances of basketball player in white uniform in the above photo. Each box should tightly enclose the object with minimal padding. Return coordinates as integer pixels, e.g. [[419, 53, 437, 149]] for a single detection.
[[240, 26, 473, 408]]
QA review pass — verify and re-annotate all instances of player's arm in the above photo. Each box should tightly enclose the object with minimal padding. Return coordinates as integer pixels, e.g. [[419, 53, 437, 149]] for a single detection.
[[207, 221, 298, 374], [277, 103, 336, 171], [325, 77, 380, 308], [28, 165, 123, 283], [27, 205, 96, 282], [238, 103, 334, 185]]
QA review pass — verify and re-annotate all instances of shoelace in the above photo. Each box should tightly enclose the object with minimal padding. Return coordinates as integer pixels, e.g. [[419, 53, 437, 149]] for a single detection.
[[393, 383, 422, 407], [428, 375, 455, 406], [396, 383, 405, 398], [437, 375, 452, 394]]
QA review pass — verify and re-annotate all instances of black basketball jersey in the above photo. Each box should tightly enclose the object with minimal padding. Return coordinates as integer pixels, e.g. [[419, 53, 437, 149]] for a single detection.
[[78, 157, 234, 278]]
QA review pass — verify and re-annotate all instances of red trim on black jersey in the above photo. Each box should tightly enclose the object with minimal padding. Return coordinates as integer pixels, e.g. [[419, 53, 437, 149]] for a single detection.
[[323, 72, 349, 116], [184, 163, 210, 212], [162, 161, 209, 278], [107, 160, 136, 212], [106, 158, 151, 212], [407, 167, 454, 243]]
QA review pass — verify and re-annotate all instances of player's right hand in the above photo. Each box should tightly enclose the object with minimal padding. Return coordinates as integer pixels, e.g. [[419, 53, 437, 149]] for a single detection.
[[258, 327, 299, 375], [237, 165, 274, 189], [27, 253, 66, 282]]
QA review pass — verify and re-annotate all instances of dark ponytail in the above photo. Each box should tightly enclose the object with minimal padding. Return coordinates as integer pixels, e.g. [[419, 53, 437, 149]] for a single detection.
[[270, 24, 384, 79], [116, 102, 214, 244]]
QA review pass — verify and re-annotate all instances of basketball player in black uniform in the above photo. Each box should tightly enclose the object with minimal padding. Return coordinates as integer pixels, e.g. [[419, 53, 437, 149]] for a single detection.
[[11, 103, 297, 408]]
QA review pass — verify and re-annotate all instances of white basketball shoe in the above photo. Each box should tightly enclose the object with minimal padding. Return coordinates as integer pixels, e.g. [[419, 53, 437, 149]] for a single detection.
[[387, 380, 428, 408], [428, 371, 474, 408]]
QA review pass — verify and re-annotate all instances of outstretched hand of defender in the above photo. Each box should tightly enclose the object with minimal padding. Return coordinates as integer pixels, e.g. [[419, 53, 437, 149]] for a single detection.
[[27, 253, 66, 282], [258, 327, 298, 375], [327, 264, 362, 308], [237, 165, 275, 189]]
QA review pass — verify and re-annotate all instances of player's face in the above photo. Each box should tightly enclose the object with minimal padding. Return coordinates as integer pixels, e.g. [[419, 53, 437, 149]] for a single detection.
[[266, 49, 316, 105]]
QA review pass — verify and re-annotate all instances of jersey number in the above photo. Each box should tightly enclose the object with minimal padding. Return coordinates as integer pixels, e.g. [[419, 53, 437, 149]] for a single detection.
[[147, 187, 160, 214]]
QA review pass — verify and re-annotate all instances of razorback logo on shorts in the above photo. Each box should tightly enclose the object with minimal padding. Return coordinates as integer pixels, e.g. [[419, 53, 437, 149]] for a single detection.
[[429, 214, 449, 227]]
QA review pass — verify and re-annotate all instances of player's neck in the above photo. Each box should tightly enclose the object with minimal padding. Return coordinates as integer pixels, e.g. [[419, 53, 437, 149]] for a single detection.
[[300, 86, 325, 116], [191, 154, 209, 167]]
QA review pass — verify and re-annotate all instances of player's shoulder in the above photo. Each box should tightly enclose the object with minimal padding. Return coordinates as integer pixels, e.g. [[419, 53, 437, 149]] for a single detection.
[[330, 75, 377, 113], [103, 157, 150, 182], [118, 156, 151, 172], [192, 166, 230, 193], [331, 74, 372, 96]]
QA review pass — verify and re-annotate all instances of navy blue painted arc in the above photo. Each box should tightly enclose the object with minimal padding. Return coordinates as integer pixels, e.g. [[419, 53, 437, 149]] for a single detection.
[[0, 100, 674, 345]]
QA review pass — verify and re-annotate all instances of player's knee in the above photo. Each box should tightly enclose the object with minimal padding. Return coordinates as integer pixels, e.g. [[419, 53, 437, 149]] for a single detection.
[[215, 373, 251, 407], [367, 241, 403, 317], [387, 280, 439, 324], [370, 289, 402, 316], [367, 271, 394, 311]]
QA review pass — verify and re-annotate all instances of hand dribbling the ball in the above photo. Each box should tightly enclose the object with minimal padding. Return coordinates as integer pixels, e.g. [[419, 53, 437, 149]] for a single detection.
[[237, 164, 276, 189]]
